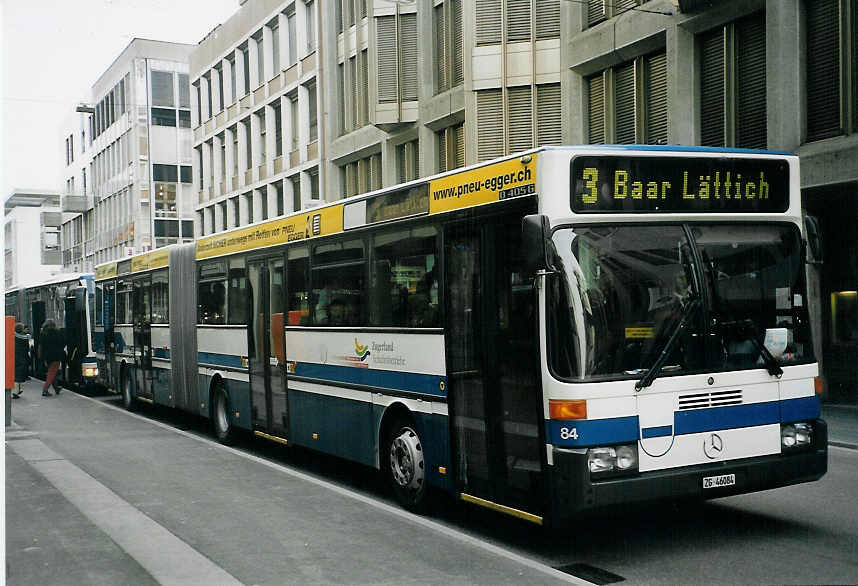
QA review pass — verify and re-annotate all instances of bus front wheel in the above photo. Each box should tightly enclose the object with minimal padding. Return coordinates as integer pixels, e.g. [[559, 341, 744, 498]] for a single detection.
[[212, 381, 235, 445], [385, 417, 427, 513]]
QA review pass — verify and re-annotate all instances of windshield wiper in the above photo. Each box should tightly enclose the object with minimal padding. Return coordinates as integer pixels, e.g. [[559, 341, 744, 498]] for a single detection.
[[722, 318, 784, 378], [635, 298, 701, 392]]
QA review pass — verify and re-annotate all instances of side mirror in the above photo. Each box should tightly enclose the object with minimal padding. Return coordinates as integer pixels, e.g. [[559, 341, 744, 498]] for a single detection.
[[522, 214, 554, 274], [804, 215, 823, 265]]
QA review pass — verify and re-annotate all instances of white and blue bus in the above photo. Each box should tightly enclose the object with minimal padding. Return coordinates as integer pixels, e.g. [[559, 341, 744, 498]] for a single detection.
[[92, 145, 826, 525], [5, 272, 99, 387]]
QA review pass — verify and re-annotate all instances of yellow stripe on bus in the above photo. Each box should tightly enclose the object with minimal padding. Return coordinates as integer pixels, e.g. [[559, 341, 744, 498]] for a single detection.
[[428, 155, 537, 215], [196, 204, 345, 260]]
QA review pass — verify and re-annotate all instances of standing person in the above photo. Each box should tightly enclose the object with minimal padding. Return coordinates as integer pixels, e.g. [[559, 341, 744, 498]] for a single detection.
[[39, 319, 65, 397], [12, 323, 30, 398]]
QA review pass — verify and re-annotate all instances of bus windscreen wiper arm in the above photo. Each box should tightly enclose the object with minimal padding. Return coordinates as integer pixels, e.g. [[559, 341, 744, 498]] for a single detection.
[[635, 298, 701, 392]]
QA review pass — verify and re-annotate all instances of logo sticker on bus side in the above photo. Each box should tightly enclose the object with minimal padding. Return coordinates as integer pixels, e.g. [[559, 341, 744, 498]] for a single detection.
[[428, 155, 537, 215]]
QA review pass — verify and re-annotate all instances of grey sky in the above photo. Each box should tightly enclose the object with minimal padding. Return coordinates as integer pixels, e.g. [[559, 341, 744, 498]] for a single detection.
[[1, 0, 239, 199]]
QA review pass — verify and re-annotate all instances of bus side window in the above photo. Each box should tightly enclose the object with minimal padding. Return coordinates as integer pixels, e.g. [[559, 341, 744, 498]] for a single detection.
[[370, 226, 438, 328], [287, 247, 310, 325], [228, 257, 248, 325]]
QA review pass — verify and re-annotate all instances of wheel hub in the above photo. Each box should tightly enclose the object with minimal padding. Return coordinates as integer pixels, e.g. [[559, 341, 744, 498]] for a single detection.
[[390, 427, 424, 491]]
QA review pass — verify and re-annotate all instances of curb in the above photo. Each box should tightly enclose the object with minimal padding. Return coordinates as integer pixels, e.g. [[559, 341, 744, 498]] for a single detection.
[[829, 440, 858, 450]]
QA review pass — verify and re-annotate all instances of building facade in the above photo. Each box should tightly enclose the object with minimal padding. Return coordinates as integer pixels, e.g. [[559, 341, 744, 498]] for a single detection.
[[190, 0, 855, 401], [4, 189, 64, 290], [61, 39, 198, 272]]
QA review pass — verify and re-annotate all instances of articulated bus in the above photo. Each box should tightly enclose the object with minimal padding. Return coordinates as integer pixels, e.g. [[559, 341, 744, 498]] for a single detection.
[[92, 145, 826, 526], [5, 272, 98, 387]]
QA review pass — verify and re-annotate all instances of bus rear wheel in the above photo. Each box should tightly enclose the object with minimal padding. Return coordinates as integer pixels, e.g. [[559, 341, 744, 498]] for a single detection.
[[212, 381, 235, 445], [121, 370, 136, 411], [385, 417, 427, 512]]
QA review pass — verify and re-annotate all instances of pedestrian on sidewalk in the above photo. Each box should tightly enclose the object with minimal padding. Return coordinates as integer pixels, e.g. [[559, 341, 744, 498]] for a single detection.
[[12, 322, 30, 398], [39, 319, 65, 397]]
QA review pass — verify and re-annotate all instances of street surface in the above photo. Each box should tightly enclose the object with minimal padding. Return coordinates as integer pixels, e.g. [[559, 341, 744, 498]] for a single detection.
[[5, 379, 858, 585]]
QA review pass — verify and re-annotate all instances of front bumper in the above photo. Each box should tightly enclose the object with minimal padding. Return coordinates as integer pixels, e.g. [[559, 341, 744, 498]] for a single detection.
[[549, 419, 828, 526]]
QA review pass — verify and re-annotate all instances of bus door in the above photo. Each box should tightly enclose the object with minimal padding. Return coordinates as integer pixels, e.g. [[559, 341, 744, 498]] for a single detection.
[[132, 277, 154, 401], [63, 287, 87, 385], [445, 218, 545, 520], [103, 282, 116, 387], [31, 300, 46, 376], [247, 256, 289, 441]]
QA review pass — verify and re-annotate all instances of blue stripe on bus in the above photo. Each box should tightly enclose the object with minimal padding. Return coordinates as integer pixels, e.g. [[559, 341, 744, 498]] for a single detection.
[[293, 362, 446, 397], [780, 395, 820, 422], [549, 397, 821, 448], [674, 401, 779, 435], [153, 347, 170, 359], [641, 425, 672, 439], [198, 351, 244, 369], [547, 416, 640, 447]]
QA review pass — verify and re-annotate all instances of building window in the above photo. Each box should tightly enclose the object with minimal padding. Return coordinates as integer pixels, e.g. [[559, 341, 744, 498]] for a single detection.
[[586, 51, 667, 145], [291, 175, 301, 210], [342, 152, 381, 198], [257, 108, 267, 163], [398, 139, 419, 183], [227, 54, 237, 104], [180, 165, 192, 183], [178, 109, 191, 128], [307, 81, 318, 142], [305, 0, 316, 54], [241, 43, 251, 96], [273, 101, 283, 157], [253, 30, 264, 86], [805, 0, 858, 142], [275, 181, 284, 216], [309, 168, 319, 200], [152, 108, 177, 127], [376, 13, 418, 103], [289, 93, 299, 152], [154, 183, 177, 217], [178, 73, 190, 109], [587, 0, 642, 28], [435, 0, 463, 94], [153, 164, 178, 182], [152, 71, 174, 107], [438, 123, 464, 172], [287, 7, 298, 67], [699, 12, 766, 149], [270, 19, 280, 76]]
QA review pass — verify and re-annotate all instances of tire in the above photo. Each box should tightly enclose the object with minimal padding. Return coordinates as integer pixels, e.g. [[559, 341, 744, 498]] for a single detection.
[[385, 416, 428, 513], [121, 369, 137, 411], [212, 380, 235, 445]]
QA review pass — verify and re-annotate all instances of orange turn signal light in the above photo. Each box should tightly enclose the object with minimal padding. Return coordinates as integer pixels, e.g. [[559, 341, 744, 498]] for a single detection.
[[549, 399, 587, 420], [814, 376, 823, 395]]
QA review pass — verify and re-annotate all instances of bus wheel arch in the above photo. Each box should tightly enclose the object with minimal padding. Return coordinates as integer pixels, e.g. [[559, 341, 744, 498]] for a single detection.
[[210, 376, 235, 444], [380, 403, 428, 512]]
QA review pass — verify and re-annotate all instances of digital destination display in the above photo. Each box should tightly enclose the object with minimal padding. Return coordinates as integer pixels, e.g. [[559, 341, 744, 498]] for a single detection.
[[571, 155, 789, 213]]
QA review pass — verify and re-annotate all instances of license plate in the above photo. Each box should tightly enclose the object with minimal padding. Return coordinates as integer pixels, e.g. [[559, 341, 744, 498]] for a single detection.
[[703, 473, 736, 489]]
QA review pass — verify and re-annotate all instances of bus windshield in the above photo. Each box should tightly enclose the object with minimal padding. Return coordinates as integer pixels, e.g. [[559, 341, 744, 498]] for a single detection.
[[548, 223, 812, 382]]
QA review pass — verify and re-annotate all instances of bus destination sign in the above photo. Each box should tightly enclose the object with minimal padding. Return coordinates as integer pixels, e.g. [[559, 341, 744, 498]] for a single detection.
[[571, 155, 789, 213]]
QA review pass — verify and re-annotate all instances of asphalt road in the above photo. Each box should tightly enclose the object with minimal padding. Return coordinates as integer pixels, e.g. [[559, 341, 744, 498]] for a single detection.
[[6, 381, 857, 585]]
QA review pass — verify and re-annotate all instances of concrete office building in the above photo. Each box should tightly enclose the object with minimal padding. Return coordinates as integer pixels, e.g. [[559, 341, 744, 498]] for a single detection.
[[190, 0, 563, 234], [4, 189, 64, 290], [60, 39, 198, 272]]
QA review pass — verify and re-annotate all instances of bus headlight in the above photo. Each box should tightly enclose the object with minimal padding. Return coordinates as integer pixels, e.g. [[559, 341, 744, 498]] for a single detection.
[[587, 444, 638, 475], [82, 365, 99, 378], [781, 422, 812, 449]]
